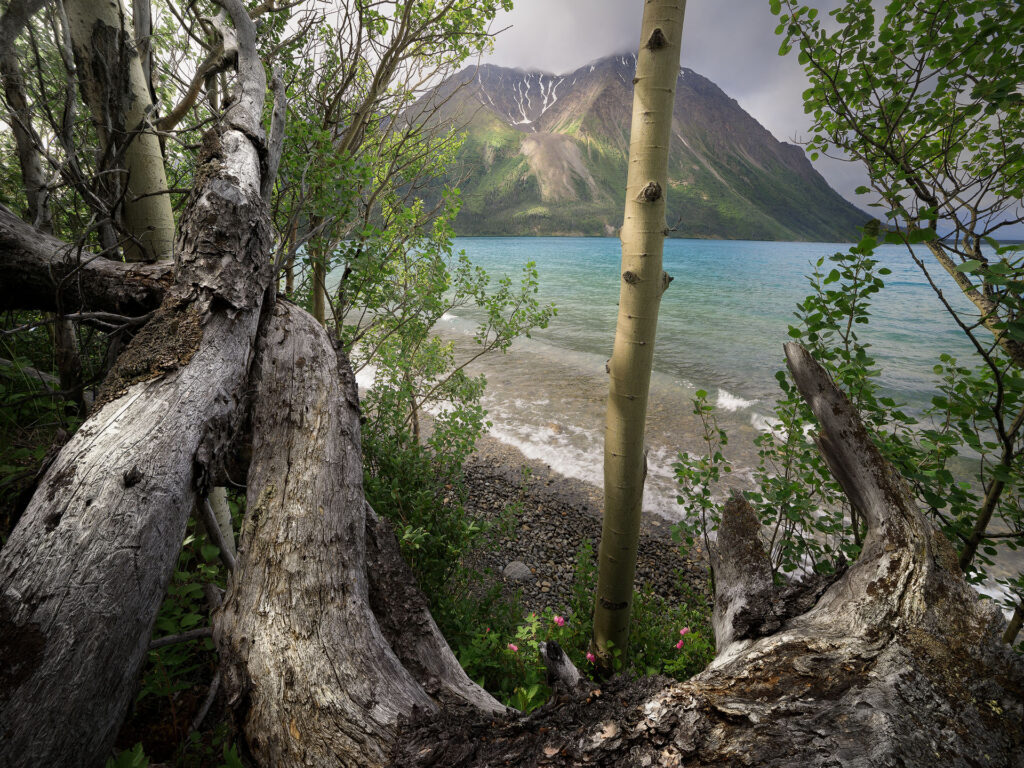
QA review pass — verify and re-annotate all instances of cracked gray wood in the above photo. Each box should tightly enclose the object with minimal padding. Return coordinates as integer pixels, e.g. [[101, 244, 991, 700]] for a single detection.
[[0, 7, 272, 761]]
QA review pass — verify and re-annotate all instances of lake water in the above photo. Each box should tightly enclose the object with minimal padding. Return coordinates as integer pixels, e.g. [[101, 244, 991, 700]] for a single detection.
[[439, 236, 975, 520]]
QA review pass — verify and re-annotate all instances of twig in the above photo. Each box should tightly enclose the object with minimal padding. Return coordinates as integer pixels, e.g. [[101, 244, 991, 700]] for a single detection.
[[148, 626, 213, 650], [189, 670, 221, 733], [198, 496, 237, 572]]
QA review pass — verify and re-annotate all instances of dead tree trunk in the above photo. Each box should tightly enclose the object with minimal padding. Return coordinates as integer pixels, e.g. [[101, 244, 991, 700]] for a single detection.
[[0, 2, 272, 763]]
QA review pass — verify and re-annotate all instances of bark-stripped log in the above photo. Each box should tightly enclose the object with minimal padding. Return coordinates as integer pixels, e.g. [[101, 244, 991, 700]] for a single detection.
[[392, 343, 1024, 767], [216, 303, 503, 767], [0, 204, 171, 314], [0, 6, 271, 763]]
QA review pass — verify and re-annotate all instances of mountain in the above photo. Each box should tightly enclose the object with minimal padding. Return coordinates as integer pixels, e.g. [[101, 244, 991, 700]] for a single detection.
[[429, 54, 868, 241]]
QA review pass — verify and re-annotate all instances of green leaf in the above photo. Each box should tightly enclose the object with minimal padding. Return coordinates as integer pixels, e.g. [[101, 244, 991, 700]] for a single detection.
[[955, 259, 982, 273], [906, 228, 938, 244], [200, 542, 220, 563]]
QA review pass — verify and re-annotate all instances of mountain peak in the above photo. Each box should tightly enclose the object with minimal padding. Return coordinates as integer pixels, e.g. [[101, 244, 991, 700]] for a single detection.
[[430, 56, 867, 241]]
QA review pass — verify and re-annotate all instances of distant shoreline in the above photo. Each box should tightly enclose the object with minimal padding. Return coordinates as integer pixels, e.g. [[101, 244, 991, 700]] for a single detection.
[[451, 232, 860, 244]]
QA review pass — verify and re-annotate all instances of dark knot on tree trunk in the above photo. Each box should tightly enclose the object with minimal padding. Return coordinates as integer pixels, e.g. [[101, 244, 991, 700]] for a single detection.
[[637, 181, 662, 202], [646, 28, 668, 50]]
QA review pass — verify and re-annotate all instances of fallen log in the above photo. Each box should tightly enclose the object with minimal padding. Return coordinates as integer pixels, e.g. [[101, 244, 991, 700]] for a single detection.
[[0, 2, 272, 762], [0, 204, 171, 316]]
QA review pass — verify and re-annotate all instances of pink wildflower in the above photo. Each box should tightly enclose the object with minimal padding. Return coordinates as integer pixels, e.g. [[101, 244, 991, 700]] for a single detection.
[[586, 652, 596, 664], [508, 643, 518, 652], [675, 627, 691, 650], [553, 615, 565, 627]]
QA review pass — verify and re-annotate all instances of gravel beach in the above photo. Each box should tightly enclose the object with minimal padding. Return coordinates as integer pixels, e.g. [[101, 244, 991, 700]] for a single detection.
[[461, 433, 710, 616]]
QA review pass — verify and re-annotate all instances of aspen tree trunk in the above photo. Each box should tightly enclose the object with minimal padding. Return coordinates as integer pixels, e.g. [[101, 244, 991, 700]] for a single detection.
[[64, 0, 174, 261], [0, 35, 52, 233], [2, 2, 84, 408], [593, 0, 685, 663]]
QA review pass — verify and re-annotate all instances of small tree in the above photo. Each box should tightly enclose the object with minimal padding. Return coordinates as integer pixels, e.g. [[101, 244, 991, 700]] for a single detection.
[[592, 0, 686, 665], [675, 0, 1024, 641]]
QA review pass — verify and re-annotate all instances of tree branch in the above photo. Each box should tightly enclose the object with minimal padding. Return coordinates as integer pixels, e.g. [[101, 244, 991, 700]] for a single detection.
[[0, 204, 171, 314]]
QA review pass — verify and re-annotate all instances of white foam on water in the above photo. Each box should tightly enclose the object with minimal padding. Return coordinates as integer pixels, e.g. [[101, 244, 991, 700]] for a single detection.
[[717, 388, 757, 412], [485, 417, 603, 490], [483, 397, 688, 522], [751, 413, 781, 433], [354, 362, 378, 392]]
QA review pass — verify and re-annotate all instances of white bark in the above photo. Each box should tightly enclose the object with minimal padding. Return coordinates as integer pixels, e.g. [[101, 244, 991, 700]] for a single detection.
[[207, 486, 236, 560], [64, 0, 175, 261]]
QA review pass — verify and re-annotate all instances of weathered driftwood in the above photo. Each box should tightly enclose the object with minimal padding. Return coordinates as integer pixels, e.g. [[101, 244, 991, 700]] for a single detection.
[[0, 3, 272, 763]]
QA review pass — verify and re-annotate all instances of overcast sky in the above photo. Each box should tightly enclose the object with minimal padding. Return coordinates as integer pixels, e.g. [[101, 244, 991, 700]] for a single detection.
[[482, 0, 869, 207]]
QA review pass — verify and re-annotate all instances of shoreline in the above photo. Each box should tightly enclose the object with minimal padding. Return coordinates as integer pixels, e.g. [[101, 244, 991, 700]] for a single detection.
[[462, 432, 709, 616]]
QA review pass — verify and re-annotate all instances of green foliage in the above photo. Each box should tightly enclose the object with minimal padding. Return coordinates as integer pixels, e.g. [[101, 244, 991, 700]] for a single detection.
[[111, 493, 248, 764], [672, 389, 732, 555], [674, 235, 1024, 618], [138, 525, 223, 706], [456, 607, 575, 712], [105, 739, 244, 768], [0, 314, 106, 541], [454, 540, 714, 712], [775, 0, 1024, 232], [769, 0, 1024, 625], [106, 744, 149, 768], [363, 441, 488, 609]]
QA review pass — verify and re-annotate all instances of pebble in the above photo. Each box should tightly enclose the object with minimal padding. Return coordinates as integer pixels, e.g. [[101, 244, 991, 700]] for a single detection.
[[502, 561, 533, 582]]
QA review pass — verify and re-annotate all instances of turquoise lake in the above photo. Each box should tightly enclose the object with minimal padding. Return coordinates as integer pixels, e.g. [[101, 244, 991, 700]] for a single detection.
[[429, 236, 975, 522]]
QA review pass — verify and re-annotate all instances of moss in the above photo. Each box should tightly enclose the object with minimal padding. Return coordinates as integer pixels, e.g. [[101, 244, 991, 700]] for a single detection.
[[94, 300, 204, 410]]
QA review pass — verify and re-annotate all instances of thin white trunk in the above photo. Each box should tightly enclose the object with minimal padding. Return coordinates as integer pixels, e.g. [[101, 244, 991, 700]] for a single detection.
[[594, 0, 686, 661], [64, 0, 174, 261]]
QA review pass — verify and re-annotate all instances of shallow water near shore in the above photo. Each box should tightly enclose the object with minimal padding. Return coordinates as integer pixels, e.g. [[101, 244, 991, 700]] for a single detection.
[[443, 236, 975, 522], [354, 236, 1018, 603]]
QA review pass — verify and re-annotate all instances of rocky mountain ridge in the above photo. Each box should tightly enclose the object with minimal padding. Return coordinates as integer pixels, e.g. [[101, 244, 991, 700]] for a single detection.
[[431, 53, 867, 241]]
